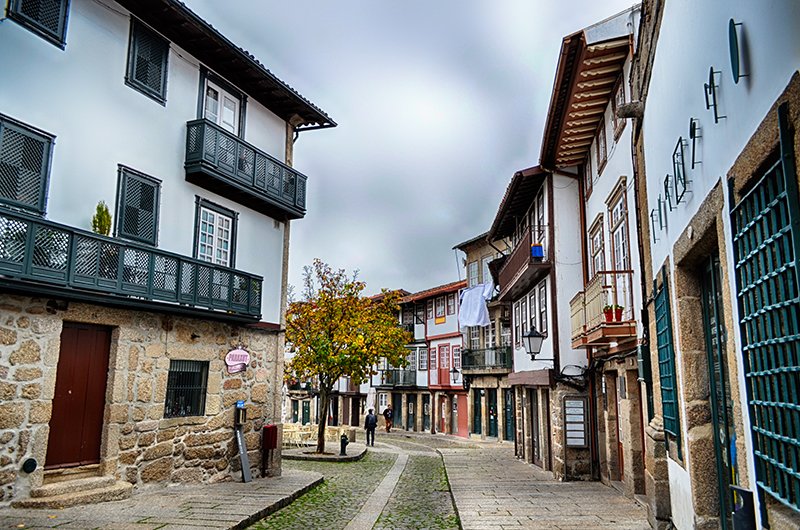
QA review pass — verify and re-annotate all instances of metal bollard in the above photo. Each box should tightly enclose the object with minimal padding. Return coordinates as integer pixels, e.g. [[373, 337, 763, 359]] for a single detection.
[[339, 433, 349, 456]]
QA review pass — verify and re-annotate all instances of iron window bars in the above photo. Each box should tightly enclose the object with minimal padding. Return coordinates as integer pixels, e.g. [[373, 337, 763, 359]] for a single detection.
[[164, 360, 208, 418]]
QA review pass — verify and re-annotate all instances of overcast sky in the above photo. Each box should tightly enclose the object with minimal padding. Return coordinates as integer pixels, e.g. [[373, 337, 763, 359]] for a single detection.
[[183, 1, 635, 295]]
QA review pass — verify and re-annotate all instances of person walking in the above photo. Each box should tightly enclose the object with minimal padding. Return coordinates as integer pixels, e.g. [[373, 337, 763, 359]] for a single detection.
[[365, 408, 378, 447], [383, 404, 393, 433]]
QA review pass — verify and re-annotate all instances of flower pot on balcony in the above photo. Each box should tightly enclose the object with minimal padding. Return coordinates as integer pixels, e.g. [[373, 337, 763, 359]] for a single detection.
[[614, 306, 624, 322], [531, 243, 544, 262], [603, 305, 614, 323]]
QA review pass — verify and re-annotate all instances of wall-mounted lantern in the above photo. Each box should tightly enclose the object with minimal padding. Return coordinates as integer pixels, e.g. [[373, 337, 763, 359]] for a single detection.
[[523, 327, 546, 361]]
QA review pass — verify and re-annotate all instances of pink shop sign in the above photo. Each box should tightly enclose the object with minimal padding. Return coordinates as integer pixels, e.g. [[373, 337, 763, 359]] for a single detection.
[[225, 348, 250, 374]]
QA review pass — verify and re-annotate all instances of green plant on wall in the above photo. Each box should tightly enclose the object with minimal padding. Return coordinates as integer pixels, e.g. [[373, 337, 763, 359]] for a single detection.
[[91, 201, 112, 236]]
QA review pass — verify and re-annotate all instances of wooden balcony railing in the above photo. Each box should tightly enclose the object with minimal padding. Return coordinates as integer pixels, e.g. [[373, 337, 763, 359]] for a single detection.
[[570, 270, 636, 349], [461, 346, 513, 371], [0, 207, 262, 319], [185, 119, 308, 220], [498, 225, 549, 294]]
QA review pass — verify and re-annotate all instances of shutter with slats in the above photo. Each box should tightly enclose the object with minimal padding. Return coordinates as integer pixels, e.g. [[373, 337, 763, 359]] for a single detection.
[[9, 0, 69, 46], [118, 169, 159, 245], [127, 20, 168, 102], [0, 117, 50, 214]]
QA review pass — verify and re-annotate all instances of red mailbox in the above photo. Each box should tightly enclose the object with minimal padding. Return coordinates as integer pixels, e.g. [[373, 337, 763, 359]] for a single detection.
[[261, 424, 278, 477]]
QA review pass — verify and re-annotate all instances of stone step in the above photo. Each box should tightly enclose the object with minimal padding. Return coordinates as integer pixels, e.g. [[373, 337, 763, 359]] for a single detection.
[[12, 481, 133, 509], [43, 463, 100, 484], [32, 475, 116, 498]]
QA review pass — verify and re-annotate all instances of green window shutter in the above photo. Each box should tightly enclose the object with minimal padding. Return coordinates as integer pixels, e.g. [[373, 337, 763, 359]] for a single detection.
[[125, 19, 169, 104], [0, 116, 51, 214], [117, 167, 160, 246], [8, 0, 69, 48], [654, 269, 680, 440], [730, 103, 800, 513]]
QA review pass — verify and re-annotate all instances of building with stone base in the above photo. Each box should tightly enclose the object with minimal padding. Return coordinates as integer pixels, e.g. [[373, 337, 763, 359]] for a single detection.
[[488, 166, 590, 480], [453, 232, 515, 442], [629, 1, 800, 528], [0, 0, 333, 507]]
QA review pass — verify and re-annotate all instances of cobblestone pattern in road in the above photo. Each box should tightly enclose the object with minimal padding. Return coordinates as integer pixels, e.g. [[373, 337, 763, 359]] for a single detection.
[[374, 453, 459, 530], [249, 452, 396, 530]]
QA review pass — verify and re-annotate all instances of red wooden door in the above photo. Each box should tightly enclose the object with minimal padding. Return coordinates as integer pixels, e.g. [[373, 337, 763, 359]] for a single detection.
[[46, 323, 111, 469], [438, 344, 450, 387], [457, 394, 468, 436]]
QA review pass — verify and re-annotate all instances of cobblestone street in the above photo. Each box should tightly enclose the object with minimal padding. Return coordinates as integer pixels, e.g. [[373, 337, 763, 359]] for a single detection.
[[251, 432, 649, 530]]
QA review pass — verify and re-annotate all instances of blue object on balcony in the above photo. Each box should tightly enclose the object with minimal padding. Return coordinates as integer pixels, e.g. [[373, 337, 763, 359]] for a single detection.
[[531, 243, 544, 261]]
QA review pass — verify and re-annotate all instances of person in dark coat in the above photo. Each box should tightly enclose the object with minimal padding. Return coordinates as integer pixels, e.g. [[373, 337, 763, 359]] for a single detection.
[[383, 404, 393, 433], [365, 408, 378, 446]]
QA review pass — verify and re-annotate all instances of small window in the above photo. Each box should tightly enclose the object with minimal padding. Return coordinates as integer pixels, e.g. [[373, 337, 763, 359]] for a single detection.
[[203, 78, 243, 136], [446, 293, 456, 315], [439, 344, 450, 369], [453, 345, 461, 370], [435, 296, 445, 318], [589, 217, 605, 278], [467, 261, 479, 287], [194, 198, 237, 267], [125, 19, 169, 104], [429, 347, 437, 369], [116, 166, 161, 246], [379, 393, 388, 408], [539, 283, 548, 335], [164, 360, 208, 418], [514, 301, 521, 346], [596, 120, 608, 173], [407, 349, 416, 369], [8, 0, 70, 48], [470, 326, 480, 349], [403, 305, 414, 325], [500, 322, 511, 347], [426, 300, 434, 320], [612, 78, 626, 138], [418, 348, 428, 370], [0, 114, 53, 214]]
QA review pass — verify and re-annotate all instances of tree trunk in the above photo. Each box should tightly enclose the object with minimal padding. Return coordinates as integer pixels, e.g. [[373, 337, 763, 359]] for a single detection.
[[316, 386, 330, 453]]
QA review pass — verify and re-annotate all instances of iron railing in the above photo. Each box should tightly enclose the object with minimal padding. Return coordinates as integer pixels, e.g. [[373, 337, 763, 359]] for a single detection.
[[461, 346, 513, 370], [185, 119, 308, 219], [0, 207, 263, 319], [381, 369, 416, 386]]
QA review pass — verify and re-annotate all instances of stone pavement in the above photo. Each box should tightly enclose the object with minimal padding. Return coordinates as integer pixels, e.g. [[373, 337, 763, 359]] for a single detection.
[[0, 469, 321, 530], [442, 443, 650, 529]]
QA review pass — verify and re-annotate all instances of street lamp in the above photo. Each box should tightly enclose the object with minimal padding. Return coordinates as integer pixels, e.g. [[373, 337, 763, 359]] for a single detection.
[[523, 327, 546, 361], [450, 365, 460, 384]]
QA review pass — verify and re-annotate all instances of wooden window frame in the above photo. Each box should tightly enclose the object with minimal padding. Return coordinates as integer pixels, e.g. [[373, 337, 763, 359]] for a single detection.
[[596, 119, 608, 175], [435, 296, 445, 318], [446, 293, 456, 315], [0, 113, 53, 215], [611, 77, 626, 141], [115, 165, 161, 246], [193, 197, 238, 268], [8, 0, 70, 48], [125, 18, 169, 105]]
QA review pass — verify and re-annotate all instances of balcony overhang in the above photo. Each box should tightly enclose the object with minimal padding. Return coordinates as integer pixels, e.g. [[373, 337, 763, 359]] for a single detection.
[[572, 322, 637, 350], [497, 260, 551, 302], [507, 369, 553, 387], [488, 166, 548, 241], [185, 120, 307, 221]]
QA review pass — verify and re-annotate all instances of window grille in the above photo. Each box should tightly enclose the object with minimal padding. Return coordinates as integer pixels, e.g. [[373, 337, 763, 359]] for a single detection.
[[654, 267, 681, 444], [8, 0, 69, 47], [116, 167, 160, 245], [125, 19, 169, 104], [0, 115, 51, 214], [164, 360, 208, 418], [730, 103, 800, 513]]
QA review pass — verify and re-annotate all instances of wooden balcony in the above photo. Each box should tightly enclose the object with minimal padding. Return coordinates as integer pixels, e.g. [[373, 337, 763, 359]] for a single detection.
[[185, 119, 308, 220], [570, 270, 637, 350], [461, 346, 513, 374], [0, 207, 262, 321], [497, 225, 550, 302]]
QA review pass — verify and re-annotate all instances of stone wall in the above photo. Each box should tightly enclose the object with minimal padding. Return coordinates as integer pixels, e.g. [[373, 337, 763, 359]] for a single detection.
[[550, 384, 591, 481], [0, 295, 284, 504]]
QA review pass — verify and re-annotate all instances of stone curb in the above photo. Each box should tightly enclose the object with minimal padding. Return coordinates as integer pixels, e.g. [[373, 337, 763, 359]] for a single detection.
[[231, 473, 324, 530]]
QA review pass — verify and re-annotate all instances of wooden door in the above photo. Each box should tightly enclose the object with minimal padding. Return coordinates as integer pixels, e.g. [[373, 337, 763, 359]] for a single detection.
[[488, 389, 498, 437], [46, 323, 110, 469], [530, 389, 542, 466], [438, 345, 450, 387]]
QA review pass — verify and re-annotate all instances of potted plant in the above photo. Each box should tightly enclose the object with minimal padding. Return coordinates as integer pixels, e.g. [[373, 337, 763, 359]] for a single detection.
[[614, 304, 624, 322], [603, 304, 614, 323]]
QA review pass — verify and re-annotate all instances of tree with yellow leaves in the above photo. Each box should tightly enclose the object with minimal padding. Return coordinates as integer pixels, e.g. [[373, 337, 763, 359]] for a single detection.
[[285, 259, 411, 453]]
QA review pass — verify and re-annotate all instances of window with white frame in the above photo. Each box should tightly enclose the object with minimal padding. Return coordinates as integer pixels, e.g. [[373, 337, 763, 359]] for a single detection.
[[379, 393, 388, 408], [501, 322, 511, 346], [439, 344, 450, 369], [470, 326, 480, 349], [407, 349, 416, 369], [589, 219, 605, 278], [435, 296, 445, 318], [204, 79, 241, 135], [596, 120, 607, 172], [427, 300, 434, 320], [446, 293, 456, 315], [532, 190, 546, 245], [514, 301, 521, 346], [520, 297, 528, 337], [403, 305, 414, 325], [539, 282, 548, 335], [453, 345, 461, 370], [429, 347, 437, 370], [481, 255, 493, 284], [612, 78, 626, 137], [609, 191, 630, 271], [419, 348, 428, 370], [483, 325, 495, 348], [195, 199, 236, 267], [468, 261, 479, 287], [528, 290, 537, 331]]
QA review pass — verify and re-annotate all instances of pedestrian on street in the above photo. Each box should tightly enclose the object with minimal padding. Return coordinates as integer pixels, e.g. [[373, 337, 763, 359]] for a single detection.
[[365, 408, 378, 446], [383, 404, 393, 433]]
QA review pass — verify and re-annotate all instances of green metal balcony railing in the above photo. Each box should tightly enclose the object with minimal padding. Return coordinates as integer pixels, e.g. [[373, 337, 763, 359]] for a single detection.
[[461, 346, 513, 371], [0, 207, 262, 319], [381, 369, 416, 386], [185, 119, 308, 220]]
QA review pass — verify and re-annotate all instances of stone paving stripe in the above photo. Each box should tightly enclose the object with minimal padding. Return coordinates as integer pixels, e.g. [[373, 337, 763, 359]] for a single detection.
[[344, 452, 409, 530]]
